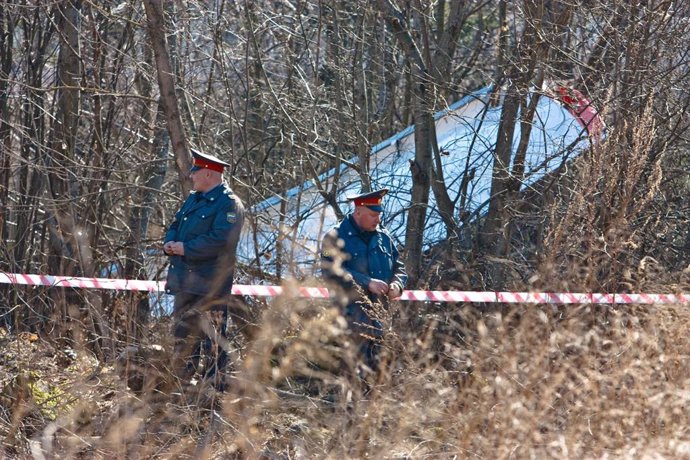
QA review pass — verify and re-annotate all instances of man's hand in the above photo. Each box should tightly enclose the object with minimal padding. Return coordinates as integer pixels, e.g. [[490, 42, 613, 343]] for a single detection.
[[163, 241, 184, 256], [388, 282, 403, 300], [368, 279, 390, 296]]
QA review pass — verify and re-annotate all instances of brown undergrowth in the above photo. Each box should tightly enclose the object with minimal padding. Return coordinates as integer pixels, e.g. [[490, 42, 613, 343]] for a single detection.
[[1, 277, 689, 459]]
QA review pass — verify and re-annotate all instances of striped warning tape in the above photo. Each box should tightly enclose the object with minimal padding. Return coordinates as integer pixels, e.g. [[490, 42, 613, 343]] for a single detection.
[[0, 272, 687, 304]]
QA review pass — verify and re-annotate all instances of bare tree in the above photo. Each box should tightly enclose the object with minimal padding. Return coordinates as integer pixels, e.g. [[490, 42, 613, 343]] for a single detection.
[[142, 0, 191, 194], [478, 1, 574, 286], [539, 0, 690, 292]]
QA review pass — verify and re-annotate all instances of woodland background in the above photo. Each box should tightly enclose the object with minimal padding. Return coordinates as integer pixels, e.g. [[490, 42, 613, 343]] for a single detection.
[[1, 0, 690, 458]]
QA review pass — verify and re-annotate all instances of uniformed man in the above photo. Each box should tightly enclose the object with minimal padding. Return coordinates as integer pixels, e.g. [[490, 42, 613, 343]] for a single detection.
[[321, 188, 407, 373], [163, 149, 245, 387]]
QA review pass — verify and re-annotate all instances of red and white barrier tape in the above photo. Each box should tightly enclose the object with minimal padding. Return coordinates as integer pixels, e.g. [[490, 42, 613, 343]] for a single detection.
[[1, 272, 688, 304]]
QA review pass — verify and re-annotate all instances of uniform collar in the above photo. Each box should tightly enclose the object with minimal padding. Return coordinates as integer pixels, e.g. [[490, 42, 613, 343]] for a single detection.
[[195, 183, 223, 200], [347, 214, 361, 232]]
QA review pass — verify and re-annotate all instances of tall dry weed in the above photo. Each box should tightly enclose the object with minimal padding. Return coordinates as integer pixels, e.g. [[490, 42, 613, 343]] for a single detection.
[[539, 100, 665, 293], [2, 276, 689, 458]]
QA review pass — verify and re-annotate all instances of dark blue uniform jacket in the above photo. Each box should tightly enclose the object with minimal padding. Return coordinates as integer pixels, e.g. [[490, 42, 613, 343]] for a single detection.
[[164, 183, 244, 297], [322, 215, 407, 335]]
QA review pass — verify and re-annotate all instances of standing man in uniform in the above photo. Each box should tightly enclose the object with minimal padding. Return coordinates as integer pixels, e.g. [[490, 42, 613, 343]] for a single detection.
[[164, 149, 244, 387], [321, 188, 407, 374]]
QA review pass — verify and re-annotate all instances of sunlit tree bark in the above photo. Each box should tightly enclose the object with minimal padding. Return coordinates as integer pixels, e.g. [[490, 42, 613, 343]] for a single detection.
[[142, 0, 191, 194]]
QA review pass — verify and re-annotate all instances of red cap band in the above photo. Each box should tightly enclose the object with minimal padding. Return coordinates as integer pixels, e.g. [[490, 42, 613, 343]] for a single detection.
[[353, 196, 383, 207], [193, 157, 225, 172]]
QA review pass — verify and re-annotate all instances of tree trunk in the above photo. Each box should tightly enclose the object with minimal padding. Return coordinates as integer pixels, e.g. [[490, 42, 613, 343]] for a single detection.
[[0, 5, 13, 248], [45, 1, 83, 277], [142, 0, 191, 194], [378, 0, 434, 285]]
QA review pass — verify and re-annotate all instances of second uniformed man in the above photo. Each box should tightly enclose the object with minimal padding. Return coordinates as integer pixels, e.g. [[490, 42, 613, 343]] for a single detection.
[[321, 188, 407, 374]]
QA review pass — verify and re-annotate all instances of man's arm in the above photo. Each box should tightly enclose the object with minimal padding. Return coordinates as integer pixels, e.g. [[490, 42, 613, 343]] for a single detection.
[[387, 243, 407, 299], [321, 230, 372, 290], [163, 206, 183, 255], [184, 200, 241, 261], [164, 212, 181, 245]]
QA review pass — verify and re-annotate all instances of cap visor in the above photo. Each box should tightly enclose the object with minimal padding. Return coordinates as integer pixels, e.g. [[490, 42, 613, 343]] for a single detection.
[[190, 165, 202, 172], [366, 205, 384, 212]]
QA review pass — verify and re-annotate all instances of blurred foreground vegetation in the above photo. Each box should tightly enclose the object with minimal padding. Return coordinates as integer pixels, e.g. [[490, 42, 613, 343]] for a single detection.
[[2, 276, 690, 458]]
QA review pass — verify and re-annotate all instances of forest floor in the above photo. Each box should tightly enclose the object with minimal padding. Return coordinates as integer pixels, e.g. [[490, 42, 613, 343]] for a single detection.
[[2, 296, 690, 459]]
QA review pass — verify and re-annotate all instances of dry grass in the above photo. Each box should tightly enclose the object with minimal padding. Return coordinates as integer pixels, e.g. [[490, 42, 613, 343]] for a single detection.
[[1, 284, 689, 459]]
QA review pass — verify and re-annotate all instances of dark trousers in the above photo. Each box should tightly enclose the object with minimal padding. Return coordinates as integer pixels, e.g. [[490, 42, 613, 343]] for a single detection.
[[357, 337, 381, 373], [172, 292, 228, 383], [345, 299, 385, 373]]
